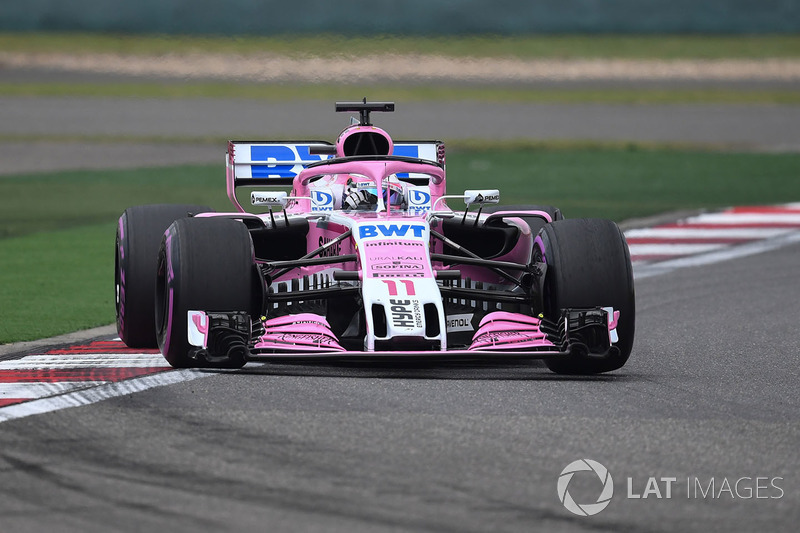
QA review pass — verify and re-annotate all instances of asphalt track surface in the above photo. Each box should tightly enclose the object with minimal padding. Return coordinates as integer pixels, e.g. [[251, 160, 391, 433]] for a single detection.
[[5, 97, 800, 146], [1, 241, 799, 532], [2, 97, 800, 175], [2, 90, 800, 531]]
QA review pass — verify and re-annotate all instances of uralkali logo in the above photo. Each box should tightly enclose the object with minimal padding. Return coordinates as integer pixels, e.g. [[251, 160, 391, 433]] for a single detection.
[[557, 459, 614, 516]]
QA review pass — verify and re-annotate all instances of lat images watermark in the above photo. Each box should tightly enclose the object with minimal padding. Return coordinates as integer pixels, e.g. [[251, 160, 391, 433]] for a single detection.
[[557, 459, 614, 516], [557, 460, 785, 517]]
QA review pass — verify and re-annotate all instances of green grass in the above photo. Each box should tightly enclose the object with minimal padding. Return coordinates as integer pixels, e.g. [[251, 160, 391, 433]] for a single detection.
[[2, 82, 799, 105], [0, 224, 117, 343], [2, 147, 799, 343], [3, 32, 797, 105], [448, 149, 800, 220], [0, 165, 231, 239], [2, 32, 800, 59]]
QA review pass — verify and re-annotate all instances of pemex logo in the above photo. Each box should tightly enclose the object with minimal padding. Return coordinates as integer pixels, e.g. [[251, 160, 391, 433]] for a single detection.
[[557, 459, 614, 516]]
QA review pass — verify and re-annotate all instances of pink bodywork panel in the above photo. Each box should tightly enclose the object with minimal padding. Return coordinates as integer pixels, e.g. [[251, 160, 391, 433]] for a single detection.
[[468, 311, 556, 351], [335, 125, 394, 157], [226, 140, 246, 213], [609, 310, 620, 330], [362, 239, 433, 280], [290, 159, 445, 214], [254, 313, 345, 352], [215, 145, 583, 356]]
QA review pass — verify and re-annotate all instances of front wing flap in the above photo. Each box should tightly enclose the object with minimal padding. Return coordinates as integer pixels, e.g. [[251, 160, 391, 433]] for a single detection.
[[185, 307, 621, 364]]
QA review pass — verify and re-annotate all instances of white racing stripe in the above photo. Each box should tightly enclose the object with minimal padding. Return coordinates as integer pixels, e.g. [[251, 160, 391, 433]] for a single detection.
[[684, 212, 800, 225], [625, 204, 800, 268], [0, 369, 206, 423], [625, 227, 792, 239], [634, 231, 800, 279], [628, 243, 727, 256], [0, 354, 169, 369], [0, 382, 105, 398]]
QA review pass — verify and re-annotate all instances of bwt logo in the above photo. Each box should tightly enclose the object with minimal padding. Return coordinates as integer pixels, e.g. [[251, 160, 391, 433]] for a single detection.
[[249, 144, 330, 178], [358, 224, 426, 239], [408, 189, 431, 215], [312, 190, 334, 211], [557, 459, 614, 516], [409, 189, 431, 205]]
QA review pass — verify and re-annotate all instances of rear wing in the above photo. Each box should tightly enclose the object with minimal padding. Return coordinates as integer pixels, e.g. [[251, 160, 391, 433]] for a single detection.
[[226, 140, 445, 212]]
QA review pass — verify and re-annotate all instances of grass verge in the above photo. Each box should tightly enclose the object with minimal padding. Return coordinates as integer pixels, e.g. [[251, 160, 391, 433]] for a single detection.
[[2, 82, 798, 105], [2, 32, 800, 59], [0, 165, 231, 239], [2, 147, 799, 343], [0, 224, 116, 344]]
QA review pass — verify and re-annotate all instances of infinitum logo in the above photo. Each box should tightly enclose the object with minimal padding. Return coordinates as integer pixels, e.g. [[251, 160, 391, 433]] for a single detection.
[[557, 459, 614, 516]]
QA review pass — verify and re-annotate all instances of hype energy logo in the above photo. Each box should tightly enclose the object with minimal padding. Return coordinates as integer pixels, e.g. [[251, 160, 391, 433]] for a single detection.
[[557, 459, 614, 516]]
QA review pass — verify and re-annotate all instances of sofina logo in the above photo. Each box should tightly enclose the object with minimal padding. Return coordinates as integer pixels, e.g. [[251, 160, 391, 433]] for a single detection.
[[557, 459, 614, 516]]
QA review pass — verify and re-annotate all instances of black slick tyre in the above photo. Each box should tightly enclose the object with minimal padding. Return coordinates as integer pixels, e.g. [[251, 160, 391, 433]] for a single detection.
[[115, 204, 212, 348], [535, 218, 635, 374], [155, 217, 258, 368]]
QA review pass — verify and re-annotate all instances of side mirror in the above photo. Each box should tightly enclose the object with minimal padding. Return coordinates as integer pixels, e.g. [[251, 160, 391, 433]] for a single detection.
[[463, 189, 500, 206], [251, 191, 288, 208]]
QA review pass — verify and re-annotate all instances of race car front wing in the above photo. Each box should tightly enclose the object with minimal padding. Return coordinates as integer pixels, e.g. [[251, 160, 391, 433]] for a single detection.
[[184, 307, 620, 366]]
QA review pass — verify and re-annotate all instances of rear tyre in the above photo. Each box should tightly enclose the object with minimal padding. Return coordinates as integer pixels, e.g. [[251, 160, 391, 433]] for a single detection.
[[535, 218, 635, 374], [115, 204, 212, 348], [155, 217, 258, 368]]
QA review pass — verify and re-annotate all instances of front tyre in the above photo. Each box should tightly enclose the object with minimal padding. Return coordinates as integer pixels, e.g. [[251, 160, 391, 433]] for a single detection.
[[155, 217, 259, 368], [535, 218, 635, 374], [115, 204, 212, 348]]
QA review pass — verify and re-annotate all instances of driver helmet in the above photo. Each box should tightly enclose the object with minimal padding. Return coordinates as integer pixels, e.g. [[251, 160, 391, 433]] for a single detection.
[[342, 176, 379, 210], [383, 176, 407, 209], [342, 176, 407, 211]]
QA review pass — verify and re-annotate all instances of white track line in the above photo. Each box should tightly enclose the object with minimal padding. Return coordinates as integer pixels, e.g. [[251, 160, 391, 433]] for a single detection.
[[627, 243, 728, 256], [625, 227, 792, 239], [683, 213, 800, 225], [633, 231, 800, 279], [0, 354, 169, 369], [0, 382, 106, 398], [0, 370, 206, 423]]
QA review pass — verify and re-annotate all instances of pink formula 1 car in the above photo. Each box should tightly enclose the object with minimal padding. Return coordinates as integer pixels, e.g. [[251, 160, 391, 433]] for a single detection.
[[115, 101, 635, 374]]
